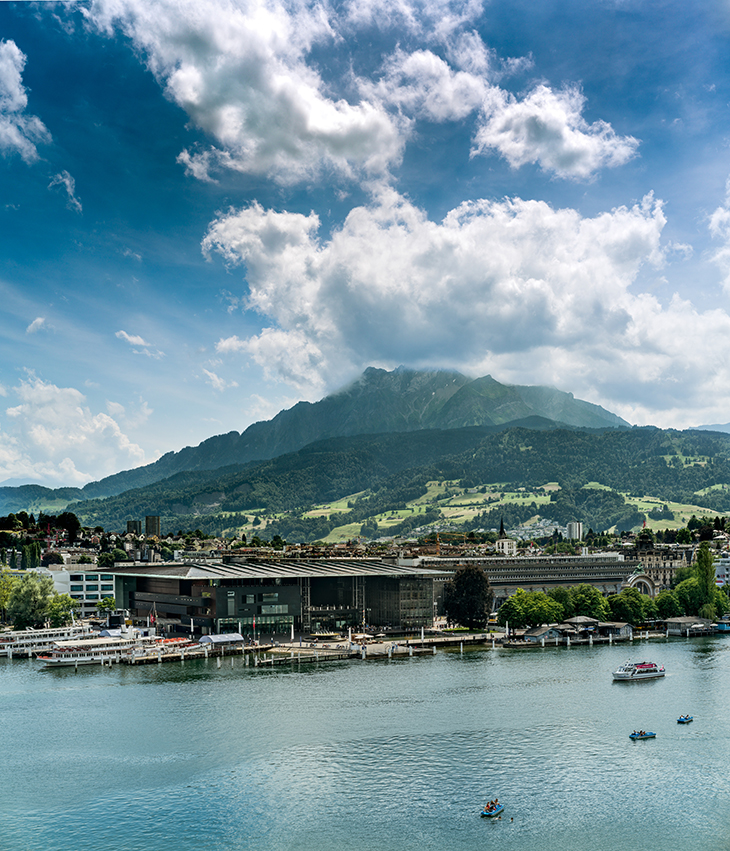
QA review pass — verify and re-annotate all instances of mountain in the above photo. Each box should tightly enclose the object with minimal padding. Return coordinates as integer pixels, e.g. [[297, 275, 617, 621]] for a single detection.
[[70, 423, 730, 536], [691, 424, 730, 434], [0, 367, 629, 513]]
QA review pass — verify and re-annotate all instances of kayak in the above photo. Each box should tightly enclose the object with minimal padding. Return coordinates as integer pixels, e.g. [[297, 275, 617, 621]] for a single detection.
[[480, 803, 504, 818], [629, 731, 656, 740]]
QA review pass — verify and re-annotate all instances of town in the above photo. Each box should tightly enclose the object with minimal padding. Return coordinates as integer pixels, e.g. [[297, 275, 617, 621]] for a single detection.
[[2, 509, 728, 654]]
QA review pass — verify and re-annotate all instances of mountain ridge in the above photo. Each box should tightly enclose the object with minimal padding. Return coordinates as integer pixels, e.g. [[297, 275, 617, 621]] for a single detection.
[[0, 367, 629, 512]]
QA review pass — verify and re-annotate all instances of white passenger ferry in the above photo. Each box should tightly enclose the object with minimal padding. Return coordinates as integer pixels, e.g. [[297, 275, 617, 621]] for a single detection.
[[0, 624, 94, 658], [38, 632, 160, 668], [612, 660, 665, 681]]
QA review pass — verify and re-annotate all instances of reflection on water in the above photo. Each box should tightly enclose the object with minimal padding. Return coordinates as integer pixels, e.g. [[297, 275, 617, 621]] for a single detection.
[[2, 637, 730, 850]]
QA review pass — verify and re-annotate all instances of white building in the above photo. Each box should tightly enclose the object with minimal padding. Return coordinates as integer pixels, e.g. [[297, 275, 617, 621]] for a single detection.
[[566, 521, 583, 541], [715, 553, 730, 586]]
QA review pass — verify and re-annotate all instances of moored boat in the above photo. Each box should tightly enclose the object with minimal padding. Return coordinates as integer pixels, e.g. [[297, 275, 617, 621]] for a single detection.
[[0, 624, 94, 658], [612, 660, 665, 681], [37, 632, 161, 668]]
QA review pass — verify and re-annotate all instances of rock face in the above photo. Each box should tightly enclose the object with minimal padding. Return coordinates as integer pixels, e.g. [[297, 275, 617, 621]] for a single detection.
[[1, 367, 628, 508]]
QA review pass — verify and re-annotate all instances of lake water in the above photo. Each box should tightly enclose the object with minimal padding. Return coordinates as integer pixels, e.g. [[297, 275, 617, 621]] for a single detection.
[[2, 637, 730, 851]]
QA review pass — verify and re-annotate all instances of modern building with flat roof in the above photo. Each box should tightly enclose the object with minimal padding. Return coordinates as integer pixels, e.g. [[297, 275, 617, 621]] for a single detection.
[[108, 557, 449, 636]]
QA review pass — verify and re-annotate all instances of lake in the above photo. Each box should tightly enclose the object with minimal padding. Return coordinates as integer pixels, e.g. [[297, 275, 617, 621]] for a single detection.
[[2, 636, 729, 850]]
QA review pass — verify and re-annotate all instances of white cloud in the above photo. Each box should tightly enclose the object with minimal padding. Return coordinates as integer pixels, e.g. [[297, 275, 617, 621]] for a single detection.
[[0, 40, 50, 162], [200, 186, 730, 425], [26, 316, 46, 334], [202, 368, 239, 391], [86, 0, 404, 183], [116, 328, 165, 358], [116, 329, 150, 347], [365, 48, 489, 122], [48, 170, 83, 212], [0, 375, 147, 486], [473, 84, 639, 178]]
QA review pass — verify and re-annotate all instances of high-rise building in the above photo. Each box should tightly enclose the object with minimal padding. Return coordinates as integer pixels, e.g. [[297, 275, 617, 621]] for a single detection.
[[566, 521, 583, 541], [145, 515, 161, 537], [127, 520, 142, 535]]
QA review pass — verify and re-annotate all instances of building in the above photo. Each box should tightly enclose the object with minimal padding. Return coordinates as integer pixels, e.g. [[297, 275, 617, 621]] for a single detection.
[[714, 553, 730, 586], [127, 520, 142, 535], [108, 557, 448, 636], [145, 516, 161, 537], [566, 521, 583, 541]]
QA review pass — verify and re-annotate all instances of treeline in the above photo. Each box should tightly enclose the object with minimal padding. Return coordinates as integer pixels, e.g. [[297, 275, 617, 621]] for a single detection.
[[497, 544, 726, 627]]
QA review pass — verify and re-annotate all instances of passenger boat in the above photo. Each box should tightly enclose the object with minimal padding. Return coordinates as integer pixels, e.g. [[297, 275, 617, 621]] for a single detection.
[[612, 660, 665, 681], [677, 715, 693, 724], [629, 731, 656, 740], [37, 633, 160, 668], [480, 803, 504, 818], [0, 624, 94, 658]]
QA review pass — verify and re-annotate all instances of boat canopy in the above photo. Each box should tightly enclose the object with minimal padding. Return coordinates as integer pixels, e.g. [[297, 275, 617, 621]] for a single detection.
[[198, 633, 245, 645]]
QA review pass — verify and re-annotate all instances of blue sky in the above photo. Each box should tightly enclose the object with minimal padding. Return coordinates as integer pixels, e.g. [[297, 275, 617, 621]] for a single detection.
[[3, 0, 730, 487]]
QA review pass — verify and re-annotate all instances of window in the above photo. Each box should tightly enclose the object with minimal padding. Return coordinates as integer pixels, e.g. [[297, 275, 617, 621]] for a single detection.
[[245, 595, 255, 604], [86, 594, 99, 601], [70, 574, 83, 582], [70, 594, 83, 600], [70, 585, 83, 592], [86, 585, 98, 591], [84, 574, 99, 581], [261, 604, 288, 615], [261, 593, 279, 603], [101, 585, 113, 592], [100, 574, 113, 581]]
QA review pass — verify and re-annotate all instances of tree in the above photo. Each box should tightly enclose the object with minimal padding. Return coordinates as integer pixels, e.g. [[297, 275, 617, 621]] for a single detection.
[[42, 551, 64, 566], [523, 591, 563, 627], [695, 543, 716, 609], [443, 564, 494, 630], [0, 569, 18, 622], [608, 587, 659, 624], [547, 586, 574, 619], [96, 596, 116, 619], [675, 577, 703, 616], [7, 572, 54, 629], [47, 594, 80, 627], [569, 584, 610, 621], [77, 555, 93, 564], [497, 589, 528, 630], [655, 589, 682, 619], [676, 528, 692, 544]]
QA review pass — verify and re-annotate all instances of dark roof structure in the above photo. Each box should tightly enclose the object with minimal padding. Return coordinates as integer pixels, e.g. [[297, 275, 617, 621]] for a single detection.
[[107, 558, 451, 581]]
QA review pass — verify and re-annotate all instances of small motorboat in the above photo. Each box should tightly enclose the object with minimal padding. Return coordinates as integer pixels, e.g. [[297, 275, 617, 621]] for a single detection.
[[629, 731, 656, 740], [677, 715, 693, 724], [480, 803, 504, 818]]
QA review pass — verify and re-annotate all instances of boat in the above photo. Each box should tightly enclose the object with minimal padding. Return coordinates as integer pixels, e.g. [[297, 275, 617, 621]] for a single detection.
[[629, 731, 656, 740], [37, 632, 161, 668], [612, 660, 665, 681], [677, 715, 693, 724], [480, 803, 504, 818], [0, 624, 94, 658]]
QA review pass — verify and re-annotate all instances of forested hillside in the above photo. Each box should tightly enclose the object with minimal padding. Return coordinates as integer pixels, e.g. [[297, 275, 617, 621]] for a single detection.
[[68, 425, 730, 538]]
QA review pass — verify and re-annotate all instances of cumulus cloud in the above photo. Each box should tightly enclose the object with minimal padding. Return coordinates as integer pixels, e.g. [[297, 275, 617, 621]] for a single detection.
[[26, 316, 46, 334], [48, 170, 83, 212], [473, 84, 639, 179], [200, 187, 730, 423], [363, 44, 635, 178], [1, 375, 147, 486], [85, 0, 404, 182], [0, 40, 50, 162]]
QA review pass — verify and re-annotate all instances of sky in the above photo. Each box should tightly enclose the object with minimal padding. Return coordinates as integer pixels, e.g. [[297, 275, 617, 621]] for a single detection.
[[3, 0, 730, 488]]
